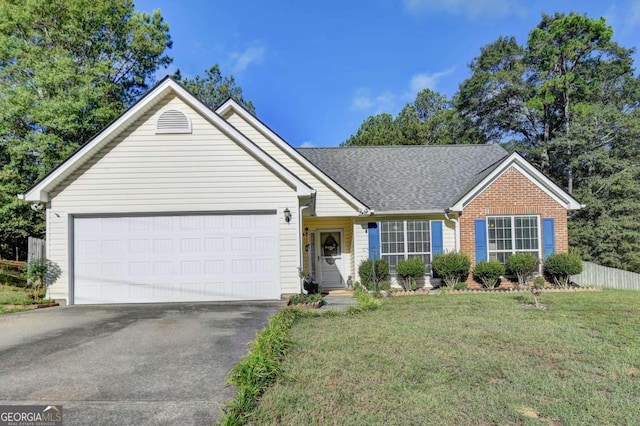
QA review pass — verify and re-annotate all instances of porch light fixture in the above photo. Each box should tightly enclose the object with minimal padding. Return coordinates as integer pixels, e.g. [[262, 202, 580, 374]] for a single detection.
[[284, 208, 291, 223]]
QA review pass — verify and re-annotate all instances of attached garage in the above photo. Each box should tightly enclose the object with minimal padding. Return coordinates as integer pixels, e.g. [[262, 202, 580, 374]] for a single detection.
[[72, 213, 279, 304], [22, 78, 320, 304]]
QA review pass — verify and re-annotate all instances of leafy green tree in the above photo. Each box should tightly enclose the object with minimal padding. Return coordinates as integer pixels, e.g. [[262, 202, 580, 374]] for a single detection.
[[456, 36, 535, 149], [173, 65, 256, 114], [342, 89, 485, 146], [0, 0, 172, 259], [526, 13, 634, 193], [341, 113, 403, 146], [458, 14, 636, 181], [568, 108, 640, 271], [458, 12, 640, 272]]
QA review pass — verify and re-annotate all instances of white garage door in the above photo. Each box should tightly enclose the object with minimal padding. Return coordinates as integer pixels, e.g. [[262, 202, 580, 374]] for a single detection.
[[73, 214, 279, 304]]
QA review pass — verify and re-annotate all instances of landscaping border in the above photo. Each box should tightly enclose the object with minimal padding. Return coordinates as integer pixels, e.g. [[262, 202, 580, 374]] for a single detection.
[[390, 287, 602, 296]]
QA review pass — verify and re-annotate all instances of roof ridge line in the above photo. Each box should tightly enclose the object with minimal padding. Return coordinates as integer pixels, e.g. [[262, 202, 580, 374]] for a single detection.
[[296, 144, 501, 149]]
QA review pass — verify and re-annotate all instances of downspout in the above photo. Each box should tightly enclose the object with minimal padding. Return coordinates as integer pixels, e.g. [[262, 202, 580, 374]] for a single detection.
[[444, 208, 460, 252], [298, 191, 317, 294]]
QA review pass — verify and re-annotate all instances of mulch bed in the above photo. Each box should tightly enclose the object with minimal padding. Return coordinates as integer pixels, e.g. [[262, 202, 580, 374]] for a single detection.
[[2, 302, 59, 310]]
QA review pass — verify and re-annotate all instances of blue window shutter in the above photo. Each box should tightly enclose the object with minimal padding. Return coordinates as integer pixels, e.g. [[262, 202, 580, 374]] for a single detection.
[[475, 219, 487, 263], [542, 218, 555, 259], [368, 222, 380, 259], [431, 221, 444, 256]]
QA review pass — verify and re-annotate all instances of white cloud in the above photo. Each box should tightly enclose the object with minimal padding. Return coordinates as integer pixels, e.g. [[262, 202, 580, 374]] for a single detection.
[[350, 67, 455, 114], [404, 0, 525, 19], [350, 90, 375, 111], [630, 0, 640, 25], [229, 46, 265, 73], [606, 1, 640, 34], [350, 89, 396, 113], [409, 68, 455, 94], [299, 141, 316, 148]]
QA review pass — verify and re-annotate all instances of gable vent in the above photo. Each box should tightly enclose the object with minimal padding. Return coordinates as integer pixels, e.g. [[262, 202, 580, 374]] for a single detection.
[[156, 109, 192, 134]]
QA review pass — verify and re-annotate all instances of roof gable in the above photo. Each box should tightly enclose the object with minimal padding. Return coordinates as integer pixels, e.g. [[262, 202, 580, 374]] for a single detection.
[[23, 78, 313, 202], [449, 152, 583, 211], [216, 99, 369, 213]]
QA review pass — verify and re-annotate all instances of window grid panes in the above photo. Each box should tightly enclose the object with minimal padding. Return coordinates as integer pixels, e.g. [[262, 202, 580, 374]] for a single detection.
[[380, 220, 431, 274], [488, 216, 539, 263]]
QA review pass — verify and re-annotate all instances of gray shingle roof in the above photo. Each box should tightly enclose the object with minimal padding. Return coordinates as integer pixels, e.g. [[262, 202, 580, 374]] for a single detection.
[[296, 145, 508, 212]]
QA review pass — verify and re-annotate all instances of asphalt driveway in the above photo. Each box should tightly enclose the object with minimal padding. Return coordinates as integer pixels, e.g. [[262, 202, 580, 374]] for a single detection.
[[0, 302, 281, 425]]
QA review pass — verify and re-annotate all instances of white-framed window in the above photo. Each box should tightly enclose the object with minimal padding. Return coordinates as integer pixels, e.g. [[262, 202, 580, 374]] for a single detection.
[[380, 220, 431, 274], [487, 215, 540, 263]]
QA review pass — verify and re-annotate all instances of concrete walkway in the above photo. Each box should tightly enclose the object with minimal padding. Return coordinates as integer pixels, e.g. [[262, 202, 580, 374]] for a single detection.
[[319, 290, 358, 312]]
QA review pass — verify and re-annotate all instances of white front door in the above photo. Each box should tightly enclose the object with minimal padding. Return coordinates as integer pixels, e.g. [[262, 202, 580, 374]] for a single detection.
[[317, 230, 344, 289]]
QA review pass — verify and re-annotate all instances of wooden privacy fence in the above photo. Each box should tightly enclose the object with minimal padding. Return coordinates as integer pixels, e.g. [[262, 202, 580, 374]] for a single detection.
[[28, 237, 46, 261], [571, 261, 640, 290]]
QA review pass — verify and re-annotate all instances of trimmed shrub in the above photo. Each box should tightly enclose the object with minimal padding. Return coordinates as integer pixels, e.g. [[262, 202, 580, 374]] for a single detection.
[[473, 260, 506, 289], [395, 257, 426, 290], [358, 259, 390, 291], [431, 252, 471, 288], [505, 253, 539, 288], [544, 253, 582, 288]]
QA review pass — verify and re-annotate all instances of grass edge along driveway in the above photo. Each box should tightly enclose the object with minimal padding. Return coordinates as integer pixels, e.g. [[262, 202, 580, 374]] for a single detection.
[[249, 290, 640, 425]]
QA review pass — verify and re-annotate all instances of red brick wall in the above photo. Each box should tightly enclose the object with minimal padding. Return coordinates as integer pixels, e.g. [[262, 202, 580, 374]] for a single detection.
[[459, 166, 569, 288]]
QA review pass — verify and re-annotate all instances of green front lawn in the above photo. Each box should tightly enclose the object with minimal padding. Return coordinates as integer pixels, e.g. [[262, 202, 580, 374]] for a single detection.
[[249, 291, 640, 425]]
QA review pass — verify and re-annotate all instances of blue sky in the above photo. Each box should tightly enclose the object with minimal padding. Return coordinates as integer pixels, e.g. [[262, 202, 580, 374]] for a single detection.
[[139, 0, 640, 147]]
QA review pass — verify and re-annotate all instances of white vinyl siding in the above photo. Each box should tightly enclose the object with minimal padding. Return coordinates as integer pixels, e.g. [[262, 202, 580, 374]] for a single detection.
[[353, 221, 370, 274], [224, 112, 359, 217], [47, 94, 300, 303], [380, 220, 431, 274], [487, 215, 540, 263]]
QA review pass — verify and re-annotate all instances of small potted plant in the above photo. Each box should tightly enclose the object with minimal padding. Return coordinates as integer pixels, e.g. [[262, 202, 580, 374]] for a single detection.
[[298, 269, 319, 294]]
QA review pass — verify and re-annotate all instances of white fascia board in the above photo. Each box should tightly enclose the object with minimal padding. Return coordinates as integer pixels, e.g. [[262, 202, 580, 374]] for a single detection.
[[449, 152, 583, 212], [170, 83, 313, 197], [23, 79, 177, 202], [216, 99, 369, 211]]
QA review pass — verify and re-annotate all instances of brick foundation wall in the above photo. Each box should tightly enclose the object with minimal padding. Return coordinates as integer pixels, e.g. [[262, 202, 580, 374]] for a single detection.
[[460, 166, 569, 288]]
